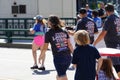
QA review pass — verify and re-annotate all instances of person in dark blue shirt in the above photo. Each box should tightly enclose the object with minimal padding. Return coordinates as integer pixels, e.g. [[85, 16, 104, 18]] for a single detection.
[[72, 30, 103, 80], [93, 3, 120, 73], [68, 8, 98, 44], [98, 2, 106, 23], [76, 8, 98, 44]]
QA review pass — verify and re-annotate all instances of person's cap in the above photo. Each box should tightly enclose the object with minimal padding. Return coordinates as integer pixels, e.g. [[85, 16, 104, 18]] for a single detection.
[[78, 8, 87, 14], [33, 15, 43, 20]]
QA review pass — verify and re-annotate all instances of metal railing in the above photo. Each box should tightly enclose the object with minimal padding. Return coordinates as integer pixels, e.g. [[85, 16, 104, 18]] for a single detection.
[[0, 18, 76, 43]]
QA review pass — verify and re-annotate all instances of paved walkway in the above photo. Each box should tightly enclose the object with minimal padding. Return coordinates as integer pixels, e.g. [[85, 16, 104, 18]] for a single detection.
[[0, 48, 75, 80]]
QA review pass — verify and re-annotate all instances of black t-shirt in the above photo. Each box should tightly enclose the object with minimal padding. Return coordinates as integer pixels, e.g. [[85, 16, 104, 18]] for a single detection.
[[76, 17, 98, 44], [103, 14, 120, 48], [72, 45, 101, 80], [98, 8, 106, 20], [45, 28, 70, 55], [98, 8, 105, 17]]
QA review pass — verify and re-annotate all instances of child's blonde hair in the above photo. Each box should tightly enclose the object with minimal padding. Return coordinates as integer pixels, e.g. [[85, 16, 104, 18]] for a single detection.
[[74, 30, 90, 46]]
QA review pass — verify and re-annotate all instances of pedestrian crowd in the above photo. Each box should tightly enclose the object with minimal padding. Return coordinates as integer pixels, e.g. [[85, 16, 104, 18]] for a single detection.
[[29, 1, 120, 80]]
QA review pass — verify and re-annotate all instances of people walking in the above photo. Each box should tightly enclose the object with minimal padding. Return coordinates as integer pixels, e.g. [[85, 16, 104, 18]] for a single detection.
[[30, 15, 47, 70], [39, 15, 73, 80], [93, 3, 120, 74]]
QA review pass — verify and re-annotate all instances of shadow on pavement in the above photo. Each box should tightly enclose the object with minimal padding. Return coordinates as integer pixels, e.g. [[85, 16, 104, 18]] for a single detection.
[[32, 69, 56, 75]]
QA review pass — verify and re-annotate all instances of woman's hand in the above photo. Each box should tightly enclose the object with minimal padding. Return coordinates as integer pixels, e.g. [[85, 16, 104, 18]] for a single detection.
[[29, 28, 35, 34]]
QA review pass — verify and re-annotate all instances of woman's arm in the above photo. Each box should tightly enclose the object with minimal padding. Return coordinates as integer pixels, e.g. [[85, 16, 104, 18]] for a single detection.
[[96, 58, 103, 75], [93, 30, 107, 46], [67, 30, 75, 36], [67, 39, 74, 54]]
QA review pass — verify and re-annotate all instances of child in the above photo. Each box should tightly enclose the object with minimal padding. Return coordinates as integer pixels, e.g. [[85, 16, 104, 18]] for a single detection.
[[98, 58, 119, 80], [72, 30, 103, 80], [92, 10, 102, 29], [39, 15, 73, 80], [30, 15, 47, 70]]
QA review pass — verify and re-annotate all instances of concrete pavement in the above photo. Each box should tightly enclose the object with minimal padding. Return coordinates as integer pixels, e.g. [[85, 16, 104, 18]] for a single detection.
[[0, 48, 75, 80]]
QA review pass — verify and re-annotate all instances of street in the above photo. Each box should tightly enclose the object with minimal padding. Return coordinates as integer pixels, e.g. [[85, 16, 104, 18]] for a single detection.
[[0, 32, 105, 80], [0, 48, 75, 80]]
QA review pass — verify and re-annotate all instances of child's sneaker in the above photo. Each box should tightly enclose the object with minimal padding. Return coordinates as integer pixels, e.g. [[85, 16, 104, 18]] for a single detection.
[[30, 65, 38, 69], [38, 66, 45, 71]]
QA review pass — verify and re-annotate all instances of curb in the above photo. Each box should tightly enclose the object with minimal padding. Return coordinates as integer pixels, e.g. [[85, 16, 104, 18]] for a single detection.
[[0, 43, 32, 49]]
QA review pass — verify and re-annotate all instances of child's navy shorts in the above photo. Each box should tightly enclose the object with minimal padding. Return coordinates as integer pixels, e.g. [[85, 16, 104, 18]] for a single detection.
[[53, 53, 71, 77]]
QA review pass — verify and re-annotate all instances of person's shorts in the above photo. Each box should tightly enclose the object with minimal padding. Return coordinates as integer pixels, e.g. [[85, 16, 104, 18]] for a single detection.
[[33, 35, 44, 46], [53, 54, 71, 77]]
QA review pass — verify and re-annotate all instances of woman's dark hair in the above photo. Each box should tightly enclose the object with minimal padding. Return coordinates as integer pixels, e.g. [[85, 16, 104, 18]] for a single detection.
[[100, 59, 115, 79], [48, 15, 61, 29], [92, 10, 98, 17], [105, 3, 114, 12]]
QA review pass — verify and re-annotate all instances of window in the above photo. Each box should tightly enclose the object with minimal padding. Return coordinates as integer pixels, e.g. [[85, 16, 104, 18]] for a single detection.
[[19, 5, 26, 14], [12, 6, 18, 14], [11, 5, 26, 14]]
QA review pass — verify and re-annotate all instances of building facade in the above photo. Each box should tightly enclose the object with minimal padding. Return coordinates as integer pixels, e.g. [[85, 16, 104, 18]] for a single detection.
[[0, 0, 119, 18], [0, 0, 76, 18]]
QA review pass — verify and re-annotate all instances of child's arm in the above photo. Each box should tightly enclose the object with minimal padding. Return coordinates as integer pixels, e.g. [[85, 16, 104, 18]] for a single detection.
[[96, 58, 103, 74], [112, 66, 120, 80]]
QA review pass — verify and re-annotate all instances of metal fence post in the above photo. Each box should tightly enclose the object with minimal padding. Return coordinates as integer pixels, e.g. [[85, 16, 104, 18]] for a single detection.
[[24, 19, 27, 37], [5, 19, 12, 43]]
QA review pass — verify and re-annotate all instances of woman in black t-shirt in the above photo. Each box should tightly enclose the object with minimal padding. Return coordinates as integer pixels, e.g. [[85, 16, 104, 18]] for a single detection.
[[39, 15, 73, 80]]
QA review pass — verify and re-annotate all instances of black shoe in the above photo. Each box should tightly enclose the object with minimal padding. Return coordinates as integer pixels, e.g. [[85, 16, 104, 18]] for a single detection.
[[38, 66, 45, 70], [30, 65, 38, 69]]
